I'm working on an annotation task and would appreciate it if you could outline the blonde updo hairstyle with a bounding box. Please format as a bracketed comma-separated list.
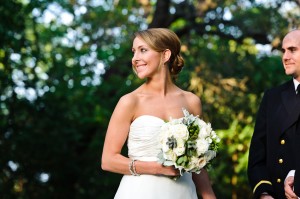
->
[133, 28, 184, 78]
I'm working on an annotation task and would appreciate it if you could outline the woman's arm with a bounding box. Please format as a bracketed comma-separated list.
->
[101, 94, 179, 176]
[101, 94, 135, 174]
[187, 93, 216, 198]
[192, 170, 216, 199]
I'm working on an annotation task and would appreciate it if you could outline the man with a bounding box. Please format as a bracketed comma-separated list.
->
[248, 29, 300, 199]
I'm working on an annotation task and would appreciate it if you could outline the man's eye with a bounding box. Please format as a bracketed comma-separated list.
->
[290, 47, 297, 53]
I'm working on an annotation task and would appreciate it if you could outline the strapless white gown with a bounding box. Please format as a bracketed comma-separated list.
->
[114, 115, 198, 199]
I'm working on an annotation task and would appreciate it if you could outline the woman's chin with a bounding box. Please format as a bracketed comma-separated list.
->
[136, 73, 147, 79]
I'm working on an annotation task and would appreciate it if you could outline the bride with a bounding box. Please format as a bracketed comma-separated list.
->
[101, 28, 216, 199]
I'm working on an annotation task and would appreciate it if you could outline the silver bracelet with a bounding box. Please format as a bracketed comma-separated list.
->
[132, 159, 140, 176]
[129, 159, 135, 175]
[128, 159, 140, 176]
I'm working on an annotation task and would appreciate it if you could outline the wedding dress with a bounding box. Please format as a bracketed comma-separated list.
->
[114, 115, 198, 199]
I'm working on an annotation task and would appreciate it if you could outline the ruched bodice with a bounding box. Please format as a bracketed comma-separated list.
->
[114, 115, 198, 199]
[128, 115, 164, 161]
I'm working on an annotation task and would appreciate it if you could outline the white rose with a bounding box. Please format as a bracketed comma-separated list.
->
[195, 118, 206, 127]
[187, 157, 207, 172]
[199, 125, 210, 139]
[159, 125, 170, 140]
[205, 123, 213, 134]
[196, 139, 209, 155]
[163, 150, 177, 162]
[185, 156, 200, 171]
[160, 124, 186, 149]
[173, 139, 186, 156]
[160, 124, 175, 141]
[172, 124, 189, 140]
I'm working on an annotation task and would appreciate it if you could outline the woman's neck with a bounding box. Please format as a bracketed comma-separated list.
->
[144, 74, 176, 96]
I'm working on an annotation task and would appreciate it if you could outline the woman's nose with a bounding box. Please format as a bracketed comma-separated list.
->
[132, 52, 139, 63]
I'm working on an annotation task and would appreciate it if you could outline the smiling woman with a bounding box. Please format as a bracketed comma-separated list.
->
[131, 36, 168, 79]
[101, 28, 217, 199]
[132, 28, 184, 80]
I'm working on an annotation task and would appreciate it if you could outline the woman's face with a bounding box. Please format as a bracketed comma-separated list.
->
[132, 36, 163, 79]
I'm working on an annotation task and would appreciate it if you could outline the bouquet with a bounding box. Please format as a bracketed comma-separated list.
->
[158, 108, 220, 178]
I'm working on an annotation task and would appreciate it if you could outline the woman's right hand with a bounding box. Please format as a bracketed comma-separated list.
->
[135, 161, 180, 176]
[155, 162, 180, 176]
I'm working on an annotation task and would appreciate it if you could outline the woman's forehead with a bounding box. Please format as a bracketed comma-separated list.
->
[132, 37, 149, 48]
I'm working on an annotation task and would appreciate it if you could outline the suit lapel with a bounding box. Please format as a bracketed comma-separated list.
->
[280, 82, 299, 133]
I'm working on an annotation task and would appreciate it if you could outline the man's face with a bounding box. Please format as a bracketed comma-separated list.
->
[282, 31, 300, 81]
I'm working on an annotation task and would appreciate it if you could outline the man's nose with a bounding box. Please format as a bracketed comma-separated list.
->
[282, 51, 291, 60]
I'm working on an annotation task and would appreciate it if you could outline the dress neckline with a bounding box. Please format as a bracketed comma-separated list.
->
[132, 115, 165, 124]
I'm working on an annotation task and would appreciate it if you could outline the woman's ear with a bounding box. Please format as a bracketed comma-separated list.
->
[163, 49, 171, 63]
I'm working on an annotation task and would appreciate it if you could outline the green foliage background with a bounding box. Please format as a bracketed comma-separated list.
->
[1, 0, 299, 198]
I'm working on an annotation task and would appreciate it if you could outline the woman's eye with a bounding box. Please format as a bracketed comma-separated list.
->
[141, 48, 147, 52]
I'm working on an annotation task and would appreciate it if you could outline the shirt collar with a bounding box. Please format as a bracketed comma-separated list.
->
[293, 78, 300, 93]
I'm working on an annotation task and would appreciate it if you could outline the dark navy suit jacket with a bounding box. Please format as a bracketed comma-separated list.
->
[248, 80, 299, 199]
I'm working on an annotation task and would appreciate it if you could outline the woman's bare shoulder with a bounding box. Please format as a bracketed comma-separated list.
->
[110, 91, 140, 123]
[181, 90, 202, 115]
[182, 90, 201, 103]
[117, 91, 138, 108]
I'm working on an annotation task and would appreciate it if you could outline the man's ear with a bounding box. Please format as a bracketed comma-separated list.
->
[163, 49, 171, 63]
